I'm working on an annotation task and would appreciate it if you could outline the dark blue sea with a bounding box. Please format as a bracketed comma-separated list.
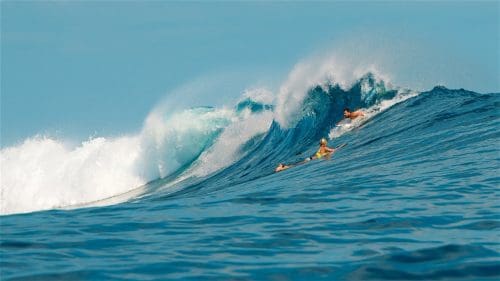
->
[1, 76, 499, 280]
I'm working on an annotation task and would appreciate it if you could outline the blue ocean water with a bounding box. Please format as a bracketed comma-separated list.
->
[1, 78, 499, 280]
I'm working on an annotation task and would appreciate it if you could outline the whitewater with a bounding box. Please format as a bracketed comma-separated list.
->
[1, 57, 499, 280]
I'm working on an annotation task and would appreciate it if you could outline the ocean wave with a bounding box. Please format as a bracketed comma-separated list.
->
[6, 58, 484, 215]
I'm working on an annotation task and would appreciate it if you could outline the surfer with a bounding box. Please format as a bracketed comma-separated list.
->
[275, 163, 290, 172]
[338, 107, 365, 124]
[309, 138, 335, 160]
[291, 138, 336, 165]
[275, 138, 338, 172]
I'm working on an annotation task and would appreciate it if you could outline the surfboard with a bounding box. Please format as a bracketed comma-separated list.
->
[336, 143, 348, 150]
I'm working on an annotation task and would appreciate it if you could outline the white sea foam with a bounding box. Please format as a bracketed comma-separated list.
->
[275, 53, 392, 128]
[0, 136, 144, 215]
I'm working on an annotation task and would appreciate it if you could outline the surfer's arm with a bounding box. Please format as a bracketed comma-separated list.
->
[325, 147, 335, 153]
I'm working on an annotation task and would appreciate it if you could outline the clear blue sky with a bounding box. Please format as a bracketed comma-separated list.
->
[1, 1, 498, 147]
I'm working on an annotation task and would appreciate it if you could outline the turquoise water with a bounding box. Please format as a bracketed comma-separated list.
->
[1, 82, 499, 280]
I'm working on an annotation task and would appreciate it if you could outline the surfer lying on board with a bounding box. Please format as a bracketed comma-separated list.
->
[337, 107, 365, 124]
[275, 163, 290, 172]
[310, 138, 335, 160]
[275, 138, 338, 172]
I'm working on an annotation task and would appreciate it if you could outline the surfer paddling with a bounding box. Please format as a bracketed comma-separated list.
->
[275, 138, 340, 172]
[310, 138, 335, 160]
[275, 163, 290, 172]
[337, 108, 365, 124]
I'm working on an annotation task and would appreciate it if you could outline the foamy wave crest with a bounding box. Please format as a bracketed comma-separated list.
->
[0, 136, 144, 215]
[275, 53, 392, 128]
